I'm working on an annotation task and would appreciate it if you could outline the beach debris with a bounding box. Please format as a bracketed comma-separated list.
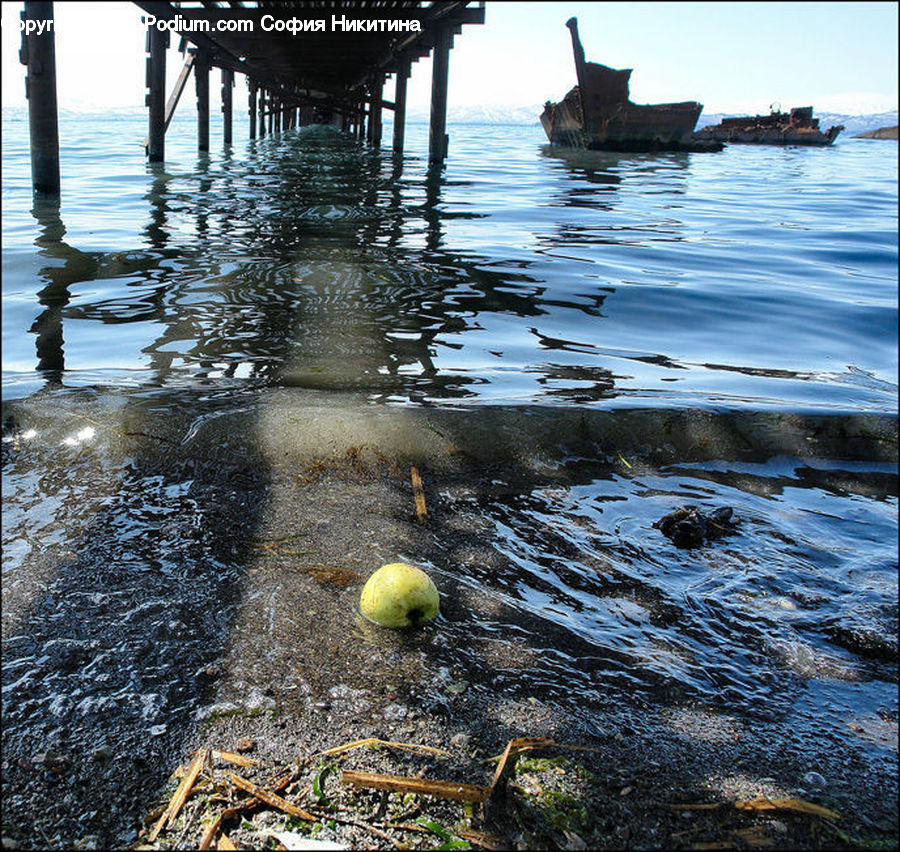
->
[653, 505, 738, 548]
[148, 747, 209, 841]
[341, 736, 560, 805]
[342, 769, 492, 803]
[359, 562, 440, 628]
[321, 737, 449, 758]
[227, 772, 316, 820]
[411, 465, 428, 522]
[734, 796, 840, 820]
[212, 748, 262, 768]
[217, 832, 237, 850]
[671, 795, 840, 822]
[137, 734, 857, 850]
[266, 832, 349, 850]
[197, 813, 223, 850]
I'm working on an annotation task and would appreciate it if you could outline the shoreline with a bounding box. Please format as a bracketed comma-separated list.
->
[2, 389, 897, 849]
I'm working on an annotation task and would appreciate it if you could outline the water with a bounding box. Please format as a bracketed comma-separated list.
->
[2, 107, 897, 843]
[3, 110, 897, 410]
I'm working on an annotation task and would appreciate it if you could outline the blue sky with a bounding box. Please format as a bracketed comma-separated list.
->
[2, 1, 897, 115]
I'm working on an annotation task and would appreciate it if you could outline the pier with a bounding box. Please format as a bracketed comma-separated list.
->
[18, 1, 485, 195]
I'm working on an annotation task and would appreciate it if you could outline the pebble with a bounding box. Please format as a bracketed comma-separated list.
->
[235, 736, 256, 753]
[450, 733, 472, 749]
[383, 703, 409, 721]
[91, 745, 112, 762]
[33, 750, 70, 773]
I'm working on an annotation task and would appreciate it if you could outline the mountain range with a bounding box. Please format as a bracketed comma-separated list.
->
[3, 104, 897, 138]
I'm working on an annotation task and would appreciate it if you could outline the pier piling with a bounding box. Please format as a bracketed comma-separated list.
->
[18, 3, 483, 180]
[222, 68, 233, 145]
[428, 27, 452, 162]
[145, 24, 167, 162]
[248, 81, 257, 140]
[368, 74, 384, 147]
[195, 50, 210, 152]
[393, 60, 411, 155]
[21, 1, 60, 194]
[258, 88, 266, 138]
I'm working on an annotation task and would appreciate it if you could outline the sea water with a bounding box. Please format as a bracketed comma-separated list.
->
[2, 108, 897, 842]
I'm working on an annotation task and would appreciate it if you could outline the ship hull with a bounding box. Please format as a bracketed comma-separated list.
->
[694, 107, 844, 146]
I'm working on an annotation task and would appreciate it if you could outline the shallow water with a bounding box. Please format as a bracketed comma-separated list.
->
[2, 110, 897, 411]
[1, 109, 897, 844]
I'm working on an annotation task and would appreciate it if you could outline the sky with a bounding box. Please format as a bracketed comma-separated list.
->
[2, 1, 897, 116]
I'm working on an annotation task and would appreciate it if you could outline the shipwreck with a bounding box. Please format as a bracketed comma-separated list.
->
[694, 106, 844, 146]
[540, 18, 721, 153]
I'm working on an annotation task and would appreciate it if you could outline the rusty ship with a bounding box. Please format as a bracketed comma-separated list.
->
[540, 18, 721, 153]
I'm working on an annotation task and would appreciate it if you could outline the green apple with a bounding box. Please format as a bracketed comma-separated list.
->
[360, 562, 439, 628]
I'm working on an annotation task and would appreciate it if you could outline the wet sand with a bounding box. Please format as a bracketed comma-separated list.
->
[2, 389, 897, 849]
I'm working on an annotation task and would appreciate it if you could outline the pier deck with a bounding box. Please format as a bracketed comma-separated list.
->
[18, 1, 485, 194]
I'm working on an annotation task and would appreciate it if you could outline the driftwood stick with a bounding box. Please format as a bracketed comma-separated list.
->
[227, 773, 316, 821]
[322, 737, 448, 758]
[197, 812, 222, 850]
[213, 749, 262, 768]
[149, 747, 210, 841]
[411, 466, 428, 522]
[341, 769, 491, 803]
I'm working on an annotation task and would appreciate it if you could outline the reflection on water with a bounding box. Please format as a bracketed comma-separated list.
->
[2, 123, 896, 412]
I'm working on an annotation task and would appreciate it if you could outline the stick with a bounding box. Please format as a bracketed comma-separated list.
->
[488, 739, 520, 793]
[197, 813, 222, 851]
[341, 769, 491, 803]
[149, 747, 210, 841]
[227, 773, 316, 820]
[321, 738, 448, 758]
[411, 466, 427, 522]
[734, 797, 840, 820]
[213, 749, 263, 768]
[485, 737, 556, 765]
[456, 829, 509, 851]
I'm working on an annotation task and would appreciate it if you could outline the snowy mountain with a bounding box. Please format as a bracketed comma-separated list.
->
[5, 103, 897, 137]
[402, 103, 545, 126]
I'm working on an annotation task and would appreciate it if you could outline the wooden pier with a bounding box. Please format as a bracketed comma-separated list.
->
[19, 1, 485, 195]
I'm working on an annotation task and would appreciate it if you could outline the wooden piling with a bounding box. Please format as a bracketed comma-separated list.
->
[195, 50, 209, 152]
[146, 18, 167, 162]
[22, 1, 60, 194]
[258, 88, 266, 137]
[248, 81, 257, 140]
[392, 59, 410, 156]
[221, 68, 233, 145]
[368, 73, 384, 147]
[429, 27, 452, 162]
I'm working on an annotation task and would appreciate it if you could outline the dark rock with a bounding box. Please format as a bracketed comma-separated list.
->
[653, 505, 738, 548]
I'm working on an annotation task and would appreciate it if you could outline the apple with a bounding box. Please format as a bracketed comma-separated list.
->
[360, 562, 440, 628]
